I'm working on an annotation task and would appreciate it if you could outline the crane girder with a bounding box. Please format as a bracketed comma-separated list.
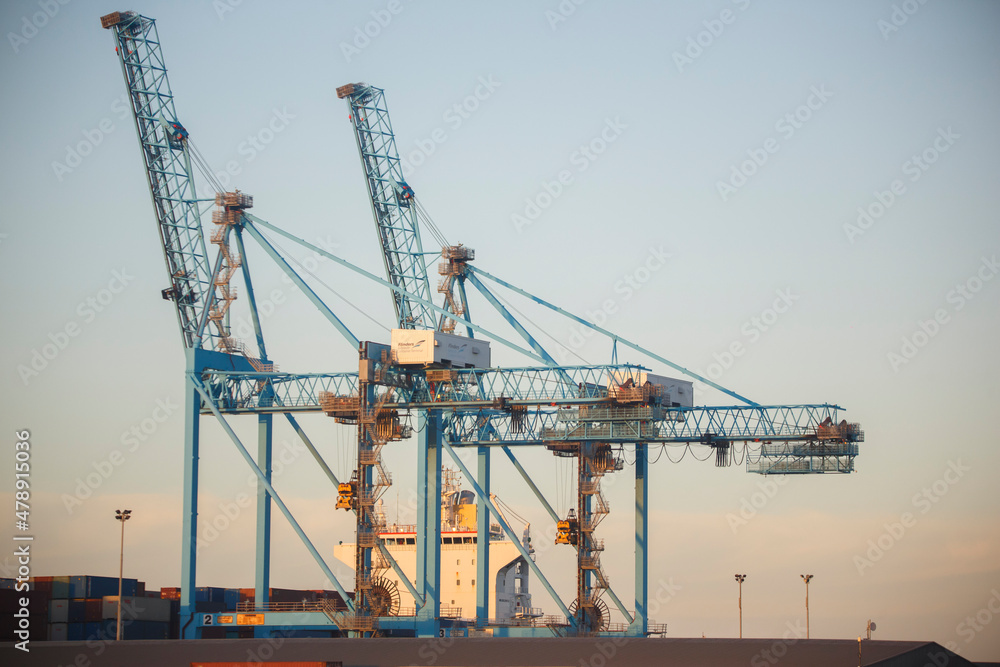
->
[200, 367, 861, 473]
[102, 11, 216, 349]
[338, 83, 436, 330]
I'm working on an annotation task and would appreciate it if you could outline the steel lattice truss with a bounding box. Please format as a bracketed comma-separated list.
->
[103, 10, 865, 640]
[107, 12, 217, 348]
[339, 84, 436, 330]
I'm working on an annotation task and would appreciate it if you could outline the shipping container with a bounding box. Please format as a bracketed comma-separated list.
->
[160, 586, 181, 600]
[49, 599, 69, 623]
[136, 620, 169, 640]
[0, 589, 18, 613]
[52, 576, 71, 598]
[84, 621, 102, 640]
[102, 595, 172, 623]
[85, 598, 103, 622]
[48, 622, 67, 641]
[67, 622, 85, 641]
[391, 329, 491, 368]
[68, 575, 136, 599]
[224, 588, 240, 609]
[31, 577, 53, 595]
[195, 586, 226, 603]
[2, 613, 49, 641]
[28, 588, 51, 616]
[68, 599, 87, 623]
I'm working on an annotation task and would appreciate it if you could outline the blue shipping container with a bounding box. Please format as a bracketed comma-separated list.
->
[194, 586, 226, 603]
[84, 621, 102, 640]
[68, 599, 87, 623]
[69, 575, 137, 599]
[224, 588, 240, 609]
[52, 577, 70, 598]
[67, 622, 85, 641]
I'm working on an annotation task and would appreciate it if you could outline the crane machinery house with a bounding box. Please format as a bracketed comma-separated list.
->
[391, 329, 491, 368]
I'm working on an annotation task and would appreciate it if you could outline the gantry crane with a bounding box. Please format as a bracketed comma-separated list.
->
[102, 11, 864, 639]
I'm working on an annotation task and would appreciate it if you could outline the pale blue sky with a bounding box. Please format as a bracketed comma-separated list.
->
[1, 0, 998, 658]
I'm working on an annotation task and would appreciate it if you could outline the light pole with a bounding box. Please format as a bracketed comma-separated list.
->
[735, 574, 746, 638]
[800, 574, 813, 639]
[115, 509, 132, 641]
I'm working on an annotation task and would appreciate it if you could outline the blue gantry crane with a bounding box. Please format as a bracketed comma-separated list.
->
[101, 11, 864, 639]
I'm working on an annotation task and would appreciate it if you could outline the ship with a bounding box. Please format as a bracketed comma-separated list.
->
[334, 468, 541, 621]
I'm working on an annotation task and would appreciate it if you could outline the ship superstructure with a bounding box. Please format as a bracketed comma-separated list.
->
[334, 469, 539, 622]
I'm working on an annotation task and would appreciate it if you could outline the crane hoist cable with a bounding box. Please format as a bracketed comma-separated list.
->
[254, 225, 391, 333]
[187, 140, 225, 194]
[491, 286, 592, 366]
[494, 494, 528, 528]
[412, 197, 449, 249]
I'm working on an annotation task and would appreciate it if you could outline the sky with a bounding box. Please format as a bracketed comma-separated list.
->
[1, 0, 998, 659]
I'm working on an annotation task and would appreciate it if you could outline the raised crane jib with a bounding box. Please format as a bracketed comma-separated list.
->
[101, 11, 215, 349]
[337, 82, 436, 330]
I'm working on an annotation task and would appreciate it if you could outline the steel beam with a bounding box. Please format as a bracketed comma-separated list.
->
[466, 271, 571, 382]
[254, 411, 273, 630]
[179, 360, 201, 638]
[416, 410, 442, 632]
[630, 443, 649, 636]
[242, 219, 359, 349]
[471, 266, 760, 406]
[191, 378, 355, 612]
[245, 215, 543, 362]
[476, 445, 490, 621]
[234, 226, 269, 359]
[439, 437, 576, 626]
